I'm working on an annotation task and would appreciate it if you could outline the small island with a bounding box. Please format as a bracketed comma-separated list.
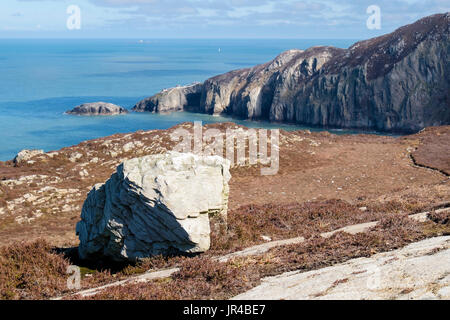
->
[66, 102, 128, 116]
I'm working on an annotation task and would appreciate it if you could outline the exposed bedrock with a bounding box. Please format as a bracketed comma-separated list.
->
[132, 83, 203, 113]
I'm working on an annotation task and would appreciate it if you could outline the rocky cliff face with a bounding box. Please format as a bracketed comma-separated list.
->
[133, 13, 450, 133]
[133, 83, 203, 113]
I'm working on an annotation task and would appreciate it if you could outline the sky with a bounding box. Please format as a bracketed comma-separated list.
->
[0, 0, 448, 39]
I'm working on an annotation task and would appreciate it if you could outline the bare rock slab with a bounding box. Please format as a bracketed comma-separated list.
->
[76, 152, 231, 262]
[232, 236, 450, 300]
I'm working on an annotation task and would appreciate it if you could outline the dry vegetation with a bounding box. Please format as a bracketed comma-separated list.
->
[410, 126, 450, 175]
[0, 123, 448, 246]
[0, 123, 448, 300]
[0, 240, 70, 299]
[76, 211, 450, 300]
[209, 199, 428, 254]
[1, 204, 448, 300]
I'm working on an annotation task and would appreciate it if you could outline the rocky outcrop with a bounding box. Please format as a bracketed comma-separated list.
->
[76, 152, 231, 262]
[13, 149, 44, 164]
[66, 102, 128, 116]
[133, 83, 203, 113]
[133, 13, 450, 133]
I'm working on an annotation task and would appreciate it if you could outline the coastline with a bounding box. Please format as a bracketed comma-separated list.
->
[0, 122, 448, 244]
[1, 2, 449, 302]
[0, 106, 398, 163]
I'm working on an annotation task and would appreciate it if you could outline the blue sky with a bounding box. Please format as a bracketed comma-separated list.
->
[0, 0, 449, 38]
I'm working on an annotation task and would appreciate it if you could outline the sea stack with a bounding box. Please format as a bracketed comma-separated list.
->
[66, 102, 128, 116]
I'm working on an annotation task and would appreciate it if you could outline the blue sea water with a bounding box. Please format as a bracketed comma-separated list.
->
[0, 39, 362, 161]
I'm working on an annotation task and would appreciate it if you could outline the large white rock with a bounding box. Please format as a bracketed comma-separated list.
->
[76, 152, 231, 262]
[13, 149, 44, 164]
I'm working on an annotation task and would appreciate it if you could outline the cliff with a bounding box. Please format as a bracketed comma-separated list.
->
[133, 13, 450, 133]
[133, 83, 203, 113]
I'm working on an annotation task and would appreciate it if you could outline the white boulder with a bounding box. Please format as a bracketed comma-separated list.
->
[76, 152, 231, 262]
[13, 149, 44, 164]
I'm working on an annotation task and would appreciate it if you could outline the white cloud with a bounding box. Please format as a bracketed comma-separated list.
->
[4, 0, 449, 37]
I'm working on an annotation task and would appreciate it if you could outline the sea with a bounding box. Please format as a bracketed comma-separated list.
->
[0, 38, 365, 161]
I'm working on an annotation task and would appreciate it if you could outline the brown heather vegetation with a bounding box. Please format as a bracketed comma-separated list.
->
[0, 123, 448, 246]
[0, 240, 118, 300]
[428, 210, 450, 225]
[0, 123, 448, 299]
[410, 126, 450, 176]
[1, 204, 448, 300]
[0, 240, 70, 299]
[210, 200, 407, 253]
[76, 211, 450, 300]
